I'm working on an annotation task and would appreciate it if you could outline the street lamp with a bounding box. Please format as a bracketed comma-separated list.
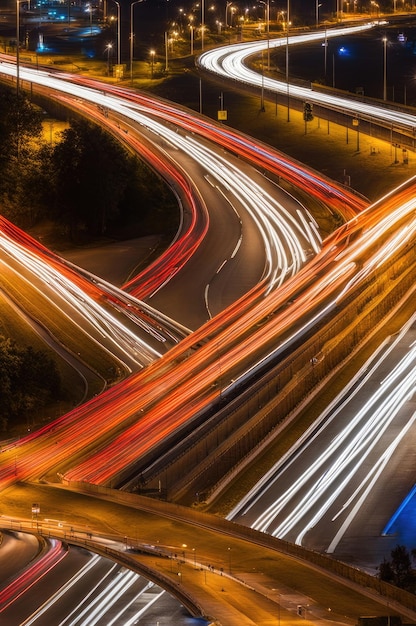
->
[150, 49, 155, 78]
[16, 0, 23, 98]
[130, 0, 142, 83]
[286, 0, 290, 122]
[259, 0, 269, 35]
[260, 49, 265, 111]
[316, 1, 322, 27]
[225, 1, 232, 27]
[259, 0, 270, 69]
[87, 3, 93, 35]
[201, 0, 205, 50]
[111, 0, 121, 66]
[371, 1, 380, 16]
[383, 36, 387, 101]
[164, 31, 169, 72]
[229, 6, 236, 27]
[189, 18, 194, 54]
[322, 28, 328, 78]
[106, 42, 112, 76]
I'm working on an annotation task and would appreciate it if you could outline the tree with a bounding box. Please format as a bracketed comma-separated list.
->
[0, 84, 178, 239]
[20, 143, 55, 225]
[52, 119, 132, 239]
[0, 85, 45, 223]
[378, 558, 395, 584]
[390, 545, 413, 589]
[0, 336, 61, 432]
[51, 118, 179, 242]
[0, 336, 22, 425]
[378, 545, 415, 592]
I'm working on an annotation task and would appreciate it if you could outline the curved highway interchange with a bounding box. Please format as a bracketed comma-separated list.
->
[0, 18, 415, 624]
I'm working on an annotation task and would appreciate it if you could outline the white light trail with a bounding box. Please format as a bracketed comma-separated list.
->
[230, 313, 416, 550]
[0, 60, 322, 294]
[21, 554, 102, 625]
[106, 583, 165, 626]
[66, 568, 139, 626]
[0, 227, 161, 369]
[198, 22, 416, 133]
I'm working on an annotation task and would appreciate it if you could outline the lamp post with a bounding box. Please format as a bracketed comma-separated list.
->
[336, 0, 342, 21]
[130, 0, 142, 83]
[106, 42, 112, 76]
[259, 0, 269, 36]
[225, 1, 232, 28]
[383, 36, 387, 101]
[286, 0, 290, 121]
[260, 49, 265, 111]
[266, 0, 270, 69]
[201, 0, 205, 50]
[259, 0, 270, 69]
[150, 49, 155, 78]
[164, 31, 169, 72]
[88, 3, 93, 35]
[16, 0, 26, 98]
[316, 0, 322, 27]
[190, 19, 194, 54]
[112, 0, 120, 66]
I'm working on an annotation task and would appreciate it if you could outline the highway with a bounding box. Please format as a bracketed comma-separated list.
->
[0, 57, 365, 490]
[2, 485, 415, 626]
[189, 22, 416, 562]
[0, 530, 40, 584]
[0, 215, 189, 373]
[0, 20, 415, 624]
[59, 174, 416, 487]
[0, 58, 340, 332]
[198, 20, 416, 141]
[0, 51, 413, 495]
[0, 530, 190, 625]
[229, 313, 416, 561]
[0, 171, 411, 494]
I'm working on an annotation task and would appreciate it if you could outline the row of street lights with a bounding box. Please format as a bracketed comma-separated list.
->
[106, 0, 156, 79]
[107, 0, 274, 78]
[14, 0, 391, 100]
[12, 0, 298, 85]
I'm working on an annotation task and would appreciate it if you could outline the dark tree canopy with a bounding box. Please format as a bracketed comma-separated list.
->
[378, 545, 416, 593]
[51, 118, 178, 241]
[0, 87, 44, 221]
[0, 84, 179, 432]
[52, 119, 129, 237]
[0, 84, 178, 241]
[0, 336, 61, 432]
